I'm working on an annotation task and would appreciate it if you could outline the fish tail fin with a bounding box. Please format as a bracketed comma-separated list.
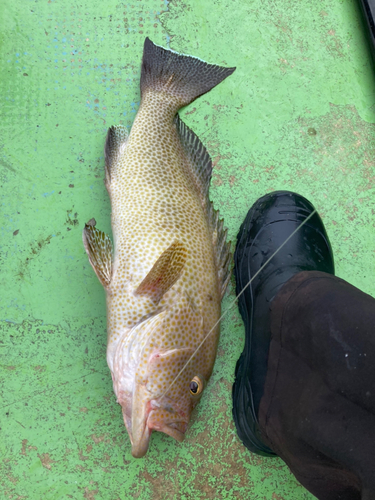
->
[140, 37, 236, 108]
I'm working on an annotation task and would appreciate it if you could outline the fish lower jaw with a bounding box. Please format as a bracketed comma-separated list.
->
[147, 411, 188, 443]
[120, 402, 152, 458]
[127, 408, 188, 457]
[130, 426, 152, 458]
[151, 423, 186, 443]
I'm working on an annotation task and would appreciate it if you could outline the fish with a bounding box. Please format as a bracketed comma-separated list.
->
[83, 37, 235, 458]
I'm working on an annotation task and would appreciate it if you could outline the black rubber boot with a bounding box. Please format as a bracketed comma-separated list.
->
[232, 191, 335, 456]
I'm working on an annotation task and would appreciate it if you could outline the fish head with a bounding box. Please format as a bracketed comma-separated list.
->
[128, 347, 207, 458]
[112, 300, 213, 458]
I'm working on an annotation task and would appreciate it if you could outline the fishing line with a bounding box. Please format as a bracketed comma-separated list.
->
[162, 209, 317, 398]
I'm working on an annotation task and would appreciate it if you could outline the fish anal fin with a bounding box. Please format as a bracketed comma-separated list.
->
[175, 115, 212, 209]
[135, 241, 187, 304]
[82, 220, 113, 288]
[208, 202, 232, 299]
[104, 125, 128, 187]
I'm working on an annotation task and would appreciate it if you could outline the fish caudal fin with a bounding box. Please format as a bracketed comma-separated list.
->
[135, 241, 187, 305]
[83, 219, 113, 288]
[140, 38, 236, 108]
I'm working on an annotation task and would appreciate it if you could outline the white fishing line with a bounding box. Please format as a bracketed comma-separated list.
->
[162, 209, 317, 398]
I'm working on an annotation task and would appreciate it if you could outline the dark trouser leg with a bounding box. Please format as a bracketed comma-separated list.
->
[259, 271, 375, 500]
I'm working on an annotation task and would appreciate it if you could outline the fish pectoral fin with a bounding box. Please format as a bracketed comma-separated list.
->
[82, 219, 113, 288]
[135, 241, 187, 304]
[104, 124, 128, 188]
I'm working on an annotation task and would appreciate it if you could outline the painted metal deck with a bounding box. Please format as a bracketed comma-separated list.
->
[1, 0, 374, 498]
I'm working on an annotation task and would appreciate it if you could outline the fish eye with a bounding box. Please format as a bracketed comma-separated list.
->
[189, 376, 203, 395]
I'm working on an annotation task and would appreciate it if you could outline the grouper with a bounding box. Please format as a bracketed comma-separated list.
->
[83, 38, 235, 457]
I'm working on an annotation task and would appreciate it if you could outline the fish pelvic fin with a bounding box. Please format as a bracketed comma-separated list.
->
[104, 125, 128, 189]
[135, 241, 187, 305]
[82, 219, 113, 288]
[140, 37, 236, 108]
[209, 203, 232, 299]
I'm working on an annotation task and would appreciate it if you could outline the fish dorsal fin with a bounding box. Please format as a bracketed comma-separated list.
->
[208, 202, 232, 299]
[175, 115, 212, 209]
[135, 241, 187, 304]
[104, 125, 128, 186]
[82, 219, 113, 288]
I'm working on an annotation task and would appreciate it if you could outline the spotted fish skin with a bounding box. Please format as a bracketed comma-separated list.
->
[83, 38, 235, 457]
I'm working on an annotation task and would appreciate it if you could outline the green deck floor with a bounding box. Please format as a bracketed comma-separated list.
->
[1, 0, 375, 498]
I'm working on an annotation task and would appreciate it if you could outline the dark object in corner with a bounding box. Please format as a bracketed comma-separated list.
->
[358, 0, 375, 63]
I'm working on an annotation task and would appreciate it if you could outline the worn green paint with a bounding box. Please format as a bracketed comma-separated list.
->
[1, 0, 374, 498]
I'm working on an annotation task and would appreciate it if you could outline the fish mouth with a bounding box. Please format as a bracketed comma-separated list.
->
[120, 380, 190, 457]
[121, 403, 152, 458]
[130, 424, 152, 459]
[150, 418, 187, 442]
[125, 384, 152, 458]
[147, 408, 188, 442]
[121, 394, 189, 458]
[124, 409, 187, 458]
